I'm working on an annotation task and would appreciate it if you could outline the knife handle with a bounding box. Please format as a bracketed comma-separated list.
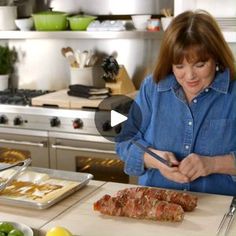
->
[230, 196, 236, 208]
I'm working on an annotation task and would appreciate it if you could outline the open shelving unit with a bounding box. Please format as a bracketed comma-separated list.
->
[0, 30, 164, 40]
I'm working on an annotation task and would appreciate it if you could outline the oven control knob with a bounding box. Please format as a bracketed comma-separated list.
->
[102, 120, 112, 131]
[50, 117, 61, 127]
[0, 115, 8, 124]
[14, 116, 23, 126]
[73, 118, 83, 129]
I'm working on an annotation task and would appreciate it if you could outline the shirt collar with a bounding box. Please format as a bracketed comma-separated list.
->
[157, 74, 177, 92]
[209, 68, 230, 94]
[157, 68, 230, 94]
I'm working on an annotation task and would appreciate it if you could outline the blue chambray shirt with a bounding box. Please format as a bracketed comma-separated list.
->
[116, 68, 236, 196]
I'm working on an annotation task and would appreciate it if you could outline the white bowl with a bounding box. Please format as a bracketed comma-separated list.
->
[0, 221, 33, 236]
[131, 14, 151, 30]
[15, 17, 34, 31]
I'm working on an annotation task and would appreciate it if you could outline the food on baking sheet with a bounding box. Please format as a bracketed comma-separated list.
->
[94, 194, 184, 222]
[0, 170, 80, 204]
[116, 187, 198, 211]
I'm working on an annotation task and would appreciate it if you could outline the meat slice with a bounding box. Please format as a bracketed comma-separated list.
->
[94, 193, 184, 222]
[116, 187, 198, 212]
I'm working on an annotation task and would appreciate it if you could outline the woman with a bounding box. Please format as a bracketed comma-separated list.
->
[115, 10, 236, 196]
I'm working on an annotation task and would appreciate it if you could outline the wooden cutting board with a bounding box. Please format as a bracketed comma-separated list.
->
[31, 89, 137, 110]
[39, 182, 236, 236]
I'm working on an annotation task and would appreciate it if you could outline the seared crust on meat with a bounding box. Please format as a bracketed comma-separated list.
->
[116, 187, 198, 211]
[94, 192, 185, 222]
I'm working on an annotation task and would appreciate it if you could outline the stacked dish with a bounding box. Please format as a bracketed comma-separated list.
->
[32, 12, 96, 31]
[67, 15, 97, 30]
[32, 11, 68, 31]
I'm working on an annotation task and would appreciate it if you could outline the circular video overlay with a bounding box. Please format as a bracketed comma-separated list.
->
[94, 95, 142, 142]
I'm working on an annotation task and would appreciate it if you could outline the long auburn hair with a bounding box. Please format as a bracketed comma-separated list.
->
[153, 10, 235, 82]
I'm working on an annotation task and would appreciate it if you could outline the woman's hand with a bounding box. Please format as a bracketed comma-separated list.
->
[178, 153, 214, 181]
[144, 149, 189, 183]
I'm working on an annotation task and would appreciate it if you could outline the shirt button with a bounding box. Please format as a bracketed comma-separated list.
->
[205, 88, 209, 92]
[188, 121, 192, 126]
[193, 99, 197, 103]
[185, 145, 190, 150]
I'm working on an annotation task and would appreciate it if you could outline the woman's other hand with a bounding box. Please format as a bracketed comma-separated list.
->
[178, 153, 214, 181]
[144, 149, 189, 183]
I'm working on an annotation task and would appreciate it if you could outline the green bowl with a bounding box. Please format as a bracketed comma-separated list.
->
[32, 11, 68, 31]
[67, 15, 97, 31]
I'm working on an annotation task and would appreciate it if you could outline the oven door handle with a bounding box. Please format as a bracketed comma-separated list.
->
[51, 144, 116, 154]
[0, 139, 47, 147]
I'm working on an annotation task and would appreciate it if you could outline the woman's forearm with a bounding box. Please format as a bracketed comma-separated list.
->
[211, 153, 236, 175]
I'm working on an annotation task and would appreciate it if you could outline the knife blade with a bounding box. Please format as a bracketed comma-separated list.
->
[131, 140, 178, 167]
[224, 196, 236, 235]
[217, 196, 236, 236]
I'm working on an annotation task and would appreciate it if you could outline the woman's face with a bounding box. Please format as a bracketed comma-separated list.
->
[172, 57, 216, 102]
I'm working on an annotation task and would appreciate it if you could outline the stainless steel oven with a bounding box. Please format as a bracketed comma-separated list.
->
[0, 127, 49, 167]
[0, 105, 137, 184]
[49, 132, 133, 183]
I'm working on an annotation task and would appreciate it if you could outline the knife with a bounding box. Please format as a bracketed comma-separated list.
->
[224, 196, 236, 235]
[131, 140, 178, 167]
[217, 196, 236, 236]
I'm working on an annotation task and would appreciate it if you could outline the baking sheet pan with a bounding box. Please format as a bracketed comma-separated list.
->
[0, 167, 93, 209]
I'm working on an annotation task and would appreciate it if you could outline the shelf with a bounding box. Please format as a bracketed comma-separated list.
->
[0, 30, 164, 40]
[1, 30, 235, 42]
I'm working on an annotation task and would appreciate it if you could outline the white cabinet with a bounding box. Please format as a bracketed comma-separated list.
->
[174, 0, 236, 17]
[174, 0, 236, 43]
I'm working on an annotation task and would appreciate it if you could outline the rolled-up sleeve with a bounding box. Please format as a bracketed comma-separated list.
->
[231, 151, 236, 181]
[115, 76, 154, 176]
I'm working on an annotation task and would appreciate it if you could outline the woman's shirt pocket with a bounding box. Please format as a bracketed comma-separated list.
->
[197, 119, 236, 156]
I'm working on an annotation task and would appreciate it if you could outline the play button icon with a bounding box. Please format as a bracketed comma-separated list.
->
[94, 94, 142, 142]
[111, 110, 127, 127]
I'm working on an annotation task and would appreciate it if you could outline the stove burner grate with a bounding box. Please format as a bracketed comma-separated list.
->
[0, 89, 54, 106]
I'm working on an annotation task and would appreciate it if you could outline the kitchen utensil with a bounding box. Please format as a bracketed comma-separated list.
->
[61, 47, 78, 68]
[216, 196, 236, 236]
[67, 15, 97, 31]
[131, 140, 178, 167]
[74, 50, 96, 68]
[0, 160, 25, 171]
[74, 49, 81, 65]
[87, 54, 98, 67]
[0, 158, 31, 191]
[79, 50, 89, 68]
[101, 56, 120, 82]
[32, 11, 68, 31]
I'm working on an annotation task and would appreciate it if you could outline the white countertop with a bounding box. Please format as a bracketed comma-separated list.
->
[0, 180, 235, 236]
